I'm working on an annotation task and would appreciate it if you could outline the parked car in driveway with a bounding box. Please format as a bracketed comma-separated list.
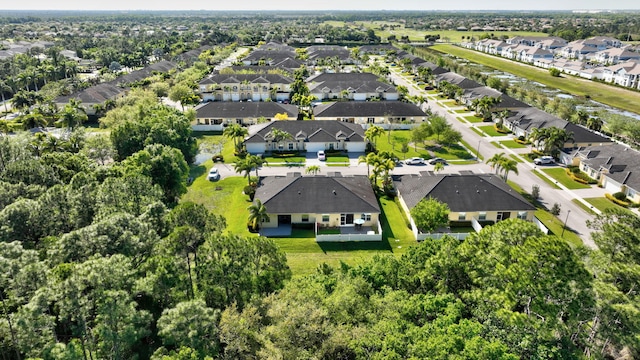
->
[534, 156, 554, 165]
[405, 157, 425, 165]
[429, 157, 448, 165]
[207, 167, 220, 181]
[317, 150, 326, 161]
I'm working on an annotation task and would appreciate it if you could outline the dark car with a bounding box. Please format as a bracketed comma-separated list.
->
[429, 157, 448, 165]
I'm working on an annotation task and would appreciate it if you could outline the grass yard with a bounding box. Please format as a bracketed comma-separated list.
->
[470, 127, 485, 137]
[532, 170, 562, 189]
[463, 115, 484, 123]
[264, 156, 306, 165]
[541, 168, 591, 190]
[572, 199, 597, 215]
[182, 173, 253, 236]
[583, 197, 633, 214]
[454, 109, 470, 114]
[376, 130, 474, 161]
[477, 125, 505, 137]
[431, 44, 640, 115]
[193, 132, 237, 163]
[499, 140, 527, 149]
[509, 154, 524, 163]
[490, 141, 502, 149]
[459, 138, 483, 161]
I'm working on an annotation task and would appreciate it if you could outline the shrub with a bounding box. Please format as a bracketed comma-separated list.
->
[212, 154, 224, 162]
[605, 193, 630, 207]
[550, 203, 561, 216]
[531, 184, 540, 200]
[613, 192, 628, 201]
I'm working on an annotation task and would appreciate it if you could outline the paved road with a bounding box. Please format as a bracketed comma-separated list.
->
[388, 68, 598, 248]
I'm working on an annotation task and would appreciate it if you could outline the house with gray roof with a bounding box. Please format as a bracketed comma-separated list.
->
[198, 73, 293, 102]
[193, 102, 298, 131]
[571, 144, 640, 203]
[306, 73, 398, 101]
[255, 173, 381, 240]
[244, 120, 366, 154]
[460, 86, 529, 111]
[503, 107, 611, 149]
[394, 173, 537, 240]
[434, 72, 483, 90]
[313, 101, 428, 128]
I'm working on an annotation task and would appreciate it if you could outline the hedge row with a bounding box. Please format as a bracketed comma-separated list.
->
[565, 168, 598, 184]
[605, 193, 631, 207]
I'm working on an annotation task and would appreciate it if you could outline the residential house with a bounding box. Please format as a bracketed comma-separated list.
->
[570, 144, 640, 203]
[475, 39, 510, 55]
[244, 120, 366, 154]
[307, 45, 354, 65]
[193, 102, 298, 131]
[507, 36, 562, 47]
[602, 61, 640, 88]
[359, 44, 396, 55]
[313, 101, 428, 128]
[561, 39, 607, 60]
[594, 47, 640, 65]
[306, 73, 398, 101]
[518, 47, 554, 63]
[434, 72, 483, 90]
[198, 73, 294, 102]
[460, 86, 529, 111]
[394, 173, 537, 240]
[255, 173, 381, 237]
[503, 107, 611, 149]
[242, 49, 297, 66]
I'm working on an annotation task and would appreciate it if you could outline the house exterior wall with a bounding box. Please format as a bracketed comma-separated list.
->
[261, 212, 380, 228]
[447, 210, 535, 222]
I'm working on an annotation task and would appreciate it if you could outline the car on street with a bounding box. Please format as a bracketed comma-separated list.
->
[405, 157, 425, 165]
[317, 150, 326, 161]
[534, 156, 555, 165]
[207, 167, 220, 181]
[429, 157, 448, 165]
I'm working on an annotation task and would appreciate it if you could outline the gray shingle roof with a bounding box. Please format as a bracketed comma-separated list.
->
[313, 101, 427, 118]
[394, 173, 535, 212]
[256, 174, 380, 214]
[577, 144, 640, 191]
[199, 73, 293, 86]
[196, 102, 299, 119]
[244, 120, 365, 144]
[307, 72, 396, 94]
[436, 72, 483, 89]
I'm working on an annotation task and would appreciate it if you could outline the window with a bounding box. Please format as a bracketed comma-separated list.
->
[458, 212, 466, 221]
[367, 117, 375, 124]
[517, 211, 528, 220]
[322, 214, 330, 222]
[301, 214, 309, 222]
[213, 119, 223, 125]
[478, 212, 487, 221]
[288, 143, 294, 150]
[361, 213, 371, 221]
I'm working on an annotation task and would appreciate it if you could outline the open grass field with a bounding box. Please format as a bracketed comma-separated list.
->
[541, 168, 591, 190]
[376, 130, 474, 161]
[431, 44, 640, 115]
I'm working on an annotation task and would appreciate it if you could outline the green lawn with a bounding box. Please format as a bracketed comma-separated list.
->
[454, 109, 470, 114]
[583, 197, 633, 214]
[264, 156, 306, 165]
[541, 168, 591, 190]
[499, 140, 527, 149]
[430, 44, 640, 115]
[509, 154, 524, 163]
[572, 199, 597, 215]
[470, 127, 485, 137]
[532, 170, 562, 189]
[459, 138, 483, 161]
[477, 125, 506, 137]
[463, 115, 484, 123]
[182, 173, 253, 236]
[490, 141, 502, 149]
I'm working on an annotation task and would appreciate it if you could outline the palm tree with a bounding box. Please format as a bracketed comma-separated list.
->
[365, 125, 384, 151]
[56, 101, 88, 129]
[247, 199, 270, 232]
[223, 123, 249, 152]
[528, 127, 550, 152]
[375, 157, 396, 192]
[545, 128, 574, 157]
[499, 158, 519, 181]
[0, 80, 11, 114]
[246, 154, 266, 182]
[305, 165, 321, 175]
[434, 162, 445, 173]
[487, 152, 508, 174]
[587, 117, 603, 132]
[0, 120, 10, 135]
[233, 157, 254, 186]
[268, 128, 293, 151]
[20, 111, 47, 130]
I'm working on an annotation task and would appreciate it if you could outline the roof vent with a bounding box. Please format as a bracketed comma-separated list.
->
[298, 191, 301, 195]
[333, 189, 337, 195]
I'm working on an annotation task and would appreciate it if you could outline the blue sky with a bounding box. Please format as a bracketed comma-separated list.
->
[2, 0, 639, 11]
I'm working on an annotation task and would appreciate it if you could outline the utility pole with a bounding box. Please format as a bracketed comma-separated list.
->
[561, 209, 571, 237]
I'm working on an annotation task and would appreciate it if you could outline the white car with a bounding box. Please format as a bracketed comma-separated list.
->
[405, 157, 425, 165]
[317, 150, 326, 161]
[534, 156, 554, 165]
[207, 167, 220, 181]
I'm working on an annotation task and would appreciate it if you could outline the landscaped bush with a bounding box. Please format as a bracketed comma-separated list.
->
[613, 192, 628, 201]
[565, 167, 598, 184]
[271, 150, 302, 157]
[605, 193, 630, 207]
[494, 124, 510, 134]
[515, 135, 529, 145]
